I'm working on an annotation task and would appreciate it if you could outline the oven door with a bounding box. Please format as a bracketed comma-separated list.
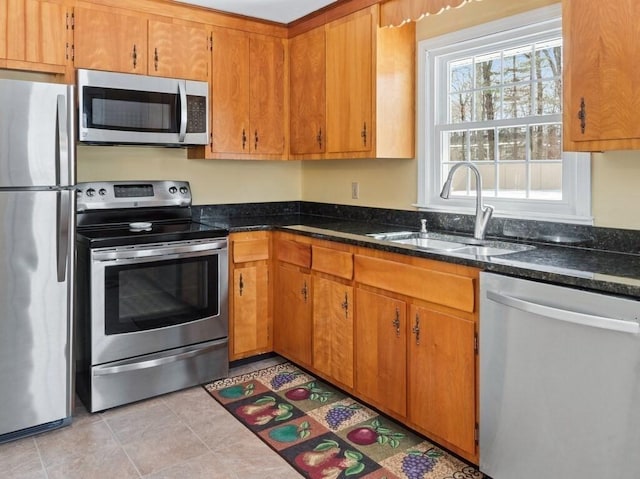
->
[90, 238, 228, 365]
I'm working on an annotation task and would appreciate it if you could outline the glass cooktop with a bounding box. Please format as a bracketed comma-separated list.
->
[77, 220, 228, 248]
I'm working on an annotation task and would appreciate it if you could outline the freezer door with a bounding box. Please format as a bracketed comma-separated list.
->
[0, 190, 74, 436]
[0, 80, 75, 188]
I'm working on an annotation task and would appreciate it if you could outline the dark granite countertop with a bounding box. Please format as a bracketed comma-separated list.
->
[199, 212, 640, 299]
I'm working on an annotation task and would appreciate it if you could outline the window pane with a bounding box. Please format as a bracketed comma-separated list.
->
[503, 46, 532, 84]
[475, 53, 501, 88]
[470, 129, 495, 162]
[503, 84, 531, 118]
[450, 59, 473, 91]
[530, 124, 562, 160]
[444, 131, 468, 162]
[498, 163, 527, 198]
[498, 127, 527, 161]
[449, 92, 473, 123]
[534, 80, 562, 114]
[474, 89, 500, 121]
[530, 162, 562, 199]
[535, 42, 562, 79]
[476, 163, 497, 195]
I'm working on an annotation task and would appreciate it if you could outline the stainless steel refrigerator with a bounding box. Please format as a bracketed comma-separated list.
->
[0, 79, 75, 442]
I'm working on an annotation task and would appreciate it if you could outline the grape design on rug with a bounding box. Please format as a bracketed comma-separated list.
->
[205, 363, 484, 479]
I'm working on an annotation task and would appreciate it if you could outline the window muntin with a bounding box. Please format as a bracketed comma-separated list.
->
[417, 5, 592, 224]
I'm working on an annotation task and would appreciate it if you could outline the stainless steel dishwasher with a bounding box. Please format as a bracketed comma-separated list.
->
[480, 272, 640, 479]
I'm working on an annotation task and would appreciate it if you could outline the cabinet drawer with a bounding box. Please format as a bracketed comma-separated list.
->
[312, 246, 353, 280]
[233, 239, 269, 263]
[354, 255, 475, 313]
[276, 239, 311, 268]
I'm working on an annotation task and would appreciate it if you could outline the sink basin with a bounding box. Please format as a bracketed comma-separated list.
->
[366, 231, 535, 256]
[392, 237, 467, 251]
[452, 244, 534, 257]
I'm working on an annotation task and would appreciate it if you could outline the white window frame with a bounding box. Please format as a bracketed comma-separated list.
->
[416, 4, 592, 225]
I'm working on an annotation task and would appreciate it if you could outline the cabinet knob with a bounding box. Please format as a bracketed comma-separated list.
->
[242, 129, 247, 150]
[412, 314, 420, 345]
[341, 293, 349, 318]
[301, 281, 308, 302]
[239, 273, 244, 296]
[361, 122, 367, 146]
[317, 128, 323, 149]
[154, 47, 159, 71]
[577, 97, 586, 134]
[392, 308, 401, 337]
[254, 130, 259, 151]
[132, 44, 137, 68]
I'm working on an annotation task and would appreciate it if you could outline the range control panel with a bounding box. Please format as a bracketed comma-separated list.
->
[76, 180, 191, 211]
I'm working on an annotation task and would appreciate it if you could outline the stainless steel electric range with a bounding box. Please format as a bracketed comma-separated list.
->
[75, 180, 229, 412]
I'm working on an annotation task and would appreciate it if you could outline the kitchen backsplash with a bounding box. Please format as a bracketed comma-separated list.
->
[195, 202, 640, 255]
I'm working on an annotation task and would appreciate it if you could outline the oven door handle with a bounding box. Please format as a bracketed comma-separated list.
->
[92, 240, 227, 261]
[92, 339, 228, 376]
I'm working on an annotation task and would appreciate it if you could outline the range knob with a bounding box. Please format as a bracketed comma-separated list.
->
[169, 186, 178, 194]
[86, 188, 96, 197]
[179, 186, 188, 194]
[98, 188, 107, 196]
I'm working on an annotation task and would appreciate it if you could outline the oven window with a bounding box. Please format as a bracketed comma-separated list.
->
[104, 256, 218, 334]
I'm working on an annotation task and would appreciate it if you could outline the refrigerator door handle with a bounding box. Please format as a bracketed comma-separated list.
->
[56, 94, 70, 186]
[56, 190, 71, 282]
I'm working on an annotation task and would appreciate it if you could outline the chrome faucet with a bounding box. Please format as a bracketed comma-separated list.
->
[440, 162, 494, 241]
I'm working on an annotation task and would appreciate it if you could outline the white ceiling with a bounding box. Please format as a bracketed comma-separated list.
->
[174, 0, 339, 24]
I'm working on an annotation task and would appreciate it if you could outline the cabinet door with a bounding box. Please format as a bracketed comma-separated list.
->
[249, 34, 285, 155]
[148, 20, 209, 81]
[290, 26, 326, 155]
[273, 263, 312, 366]
[231, 264, 269, 360]
[355, 288, 406, 417]
[325, 9, 372, 154]
[565, 0, 640, 146]
[210, 27, 250, 155]
[3, 0, 67, 70]
[74, 6, 147, 74]
[408, 305, 476, 455]
[312, 276, 354, 389]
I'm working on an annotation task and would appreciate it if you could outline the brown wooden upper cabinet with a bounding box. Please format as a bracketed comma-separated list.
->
[563, 0, 640, 151]
[74, 7, 147, 74]
[0, 0, 70, 74]
[201, 28, 285, 159]
[74, 6, 209, 81]
[290, 5, 415, 160]
[289, 26, 326, 157]
[147, 20, 209, 81]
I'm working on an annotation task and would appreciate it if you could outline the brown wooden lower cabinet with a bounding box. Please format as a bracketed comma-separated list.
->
[355, 288, 407, 418]
[407, 304, 477, 458]
[229, 232, 271, 361]
[267, 232, 479, 463]
[312, 275, 354, 390]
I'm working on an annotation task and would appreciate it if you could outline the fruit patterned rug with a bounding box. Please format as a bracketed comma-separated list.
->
[204, 362, 484, 479]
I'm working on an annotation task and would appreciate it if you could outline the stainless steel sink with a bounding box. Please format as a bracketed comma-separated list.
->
[366, 231, 535, 256]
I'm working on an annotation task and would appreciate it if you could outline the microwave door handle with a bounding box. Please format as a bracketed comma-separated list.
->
[178, 80, 187, 142]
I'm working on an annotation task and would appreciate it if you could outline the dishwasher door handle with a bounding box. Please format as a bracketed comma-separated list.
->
[486, 290, 640, 334]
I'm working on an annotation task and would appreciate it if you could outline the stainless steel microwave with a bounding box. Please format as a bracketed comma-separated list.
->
[77, 69, 209, 146]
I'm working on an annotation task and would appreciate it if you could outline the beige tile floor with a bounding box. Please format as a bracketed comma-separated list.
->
[0, 357, 302, 479]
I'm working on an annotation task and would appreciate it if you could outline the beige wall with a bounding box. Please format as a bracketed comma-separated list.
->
[301, 0, 640, 230]
[5, 0, 640, 229]
[77, 146, 301, 205]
